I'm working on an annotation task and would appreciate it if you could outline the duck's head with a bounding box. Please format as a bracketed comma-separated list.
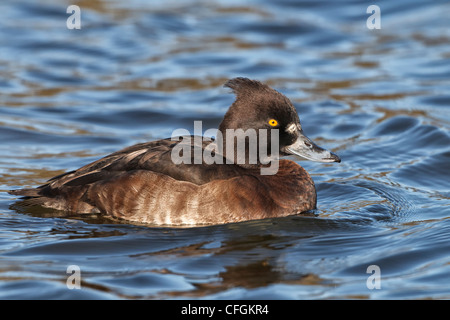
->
[218, 77, 341, 165]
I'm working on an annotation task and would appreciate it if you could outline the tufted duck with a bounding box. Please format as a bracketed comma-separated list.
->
[10, 78, 340, 226]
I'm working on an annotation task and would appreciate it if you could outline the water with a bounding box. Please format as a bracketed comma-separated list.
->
[0, 0, 449, 299]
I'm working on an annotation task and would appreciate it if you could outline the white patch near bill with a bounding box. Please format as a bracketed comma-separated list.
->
[286, 123, 298, 134]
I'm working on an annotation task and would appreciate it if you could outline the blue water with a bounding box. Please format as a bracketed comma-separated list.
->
[0, 0, 449, 299]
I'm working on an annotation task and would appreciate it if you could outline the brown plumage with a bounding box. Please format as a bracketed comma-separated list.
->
[9, 78, 340, 226]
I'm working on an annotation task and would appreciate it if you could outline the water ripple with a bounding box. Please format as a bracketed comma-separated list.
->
[0, 0, 449, 300]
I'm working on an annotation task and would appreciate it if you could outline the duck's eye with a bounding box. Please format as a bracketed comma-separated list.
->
[268, 119, 278, 127]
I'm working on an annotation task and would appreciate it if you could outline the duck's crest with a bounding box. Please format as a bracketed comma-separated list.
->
[224, 77, 270, 96]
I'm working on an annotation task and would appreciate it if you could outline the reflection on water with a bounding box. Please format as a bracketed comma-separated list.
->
[0, 0, 449, 299]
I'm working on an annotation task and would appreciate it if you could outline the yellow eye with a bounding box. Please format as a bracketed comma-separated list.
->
[268, 119, 278, 127]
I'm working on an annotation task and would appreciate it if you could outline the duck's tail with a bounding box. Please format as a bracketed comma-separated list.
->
[8, 188, 40, 198]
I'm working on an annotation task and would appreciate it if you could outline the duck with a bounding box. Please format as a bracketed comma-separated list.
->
[9, 77, 340, 226]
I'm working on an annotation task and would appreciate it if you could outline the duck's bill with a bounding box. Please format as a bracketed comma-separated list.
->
[283, 131, 341, 163]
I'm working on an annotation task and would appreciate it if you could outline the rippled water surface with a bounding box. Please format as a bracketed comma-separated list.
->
[1, 0, 449, 299]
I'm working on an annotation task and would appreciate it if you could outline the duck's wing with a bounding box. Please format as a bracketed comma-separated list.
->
[8, 136, 243, 212]
[9, 138, 173, 195]
[44, 138, 177, 189]
[7, 138, 169, 206]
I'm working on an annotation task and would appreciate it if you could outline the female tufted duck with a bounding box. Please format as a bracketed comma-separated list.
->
[10, 78, 340, 226]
